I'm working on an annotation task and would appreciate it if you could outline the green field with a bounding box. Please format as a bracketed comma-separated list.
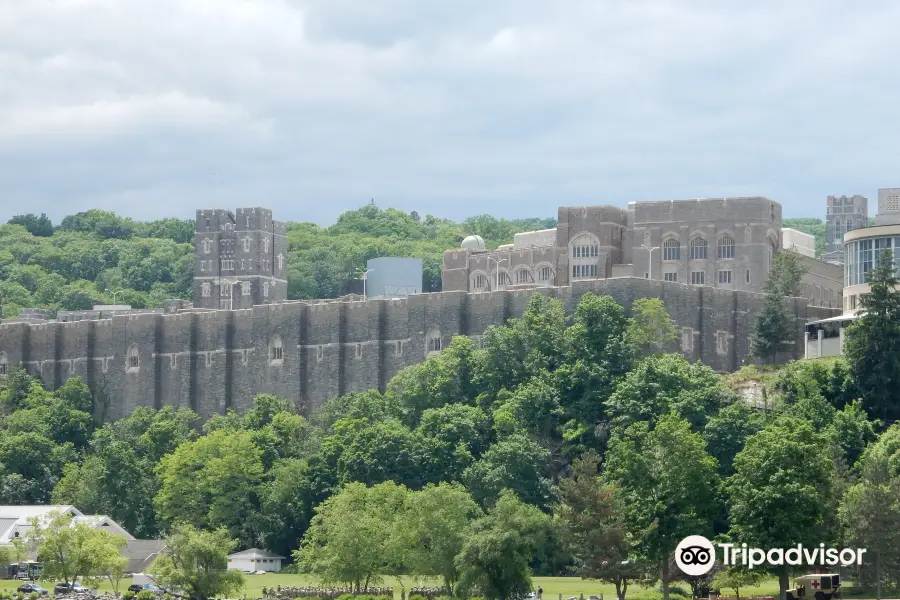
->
[0, 574, 787, 600]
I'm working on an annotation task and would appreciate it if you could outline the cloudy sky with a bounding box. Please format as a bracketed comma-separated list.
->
[1, 0, 898, 226]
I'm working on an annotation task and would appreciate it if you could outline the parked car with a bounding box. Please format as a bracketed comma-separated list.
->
[17, 583, 48, 595]
[55, 582, 92, 594]
[128, 584, 145, 593]
[141, 585, 165, 596]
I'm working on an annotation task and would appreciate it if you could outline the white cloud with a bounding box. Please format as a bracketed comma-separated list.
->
[0, 0, 898, 223]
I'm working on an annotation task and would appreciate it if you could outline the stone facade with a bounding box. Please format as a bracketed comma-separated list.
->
[825, 194, 868, 258]
[0, 278, 838, 421]
[0, 202, 846, 420]
[193, 207, 288, 310]
[444, 197, 843, 309]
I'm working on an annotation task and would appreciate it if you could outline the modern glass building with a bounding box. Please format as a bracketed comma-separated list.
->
[843, 225, 900, 311]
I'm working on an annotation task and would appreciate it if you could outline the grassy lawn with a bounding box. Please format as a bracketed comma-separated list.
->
[0, 574, 788, 600]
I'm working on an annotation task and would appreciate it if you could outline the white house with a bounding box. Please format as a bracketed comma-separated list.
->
[227, 548, 285, 572]
[0, 505, 165, 573]
[0, 505, 134, 545]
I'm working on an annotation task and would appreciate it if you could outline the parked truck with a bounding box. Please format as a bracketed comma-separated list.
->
[785, 574, 841, 600]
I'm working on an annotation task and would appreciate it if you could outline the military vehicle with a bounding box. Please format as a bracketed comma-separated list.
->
[786, 573, 841, 600]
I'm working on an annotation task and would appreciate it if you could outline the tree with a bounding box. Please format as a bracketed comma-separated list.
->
[154, 429, 263, 545]
[844, 249, 900, 421]
[397, 483, 483, 593]
[7, 213, 54, 237]
[557, 452, 642, 600]
[296, 481, 409, 591]
[463, 433, 554, 509]
[711, 567, 766, 600]
[702, 401, 766, 478]
[148, 523, 245, 600]
[839, 427, 900, 598]
[626, 298, 677, 357]
[455, 490, 552, 600]
[603, 414, 722, 600]
[27, 511, 127, 588]
[606, 354, 733, 432]
[726, 416, 834, 600]
[752, 251, 808, 363]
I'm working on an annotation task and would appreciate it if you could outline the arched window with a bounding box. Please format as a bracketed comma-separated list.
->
[536, 265, 554, 285]
[847, 219, 853, 232]
[689, 237, 708, 259]
[0, 351, 8, 376]
[515, 268, 532, 284]
[492, 270, 510, 289]
[126, 345, 140, 373]
[471, 271, 489, 291]
[270, 335, 284, 363]
[717, 235, 735, 259]
[663, 238, 680, 261]
[426, 328, 442, 355]
[570, 234, 599, 258]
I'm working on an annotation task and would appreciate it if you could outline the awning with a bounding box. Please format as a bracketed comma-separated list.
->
[807, 312, 864, 326]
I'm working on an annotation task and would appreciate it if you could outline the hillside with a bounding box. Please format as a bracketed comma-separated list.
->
[0, 207, 556, 318]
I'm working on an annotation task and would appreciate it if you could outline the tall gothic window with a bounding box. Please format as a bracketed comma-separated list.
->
[690, 237, 707, 259]
[663, 238, 680, 260]
[717, 235, 735, 259]
[270, 335, 284, 363]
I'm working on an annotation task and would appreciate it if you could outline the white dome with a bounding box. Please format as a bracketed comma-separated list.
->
[461, 235, 486, 251]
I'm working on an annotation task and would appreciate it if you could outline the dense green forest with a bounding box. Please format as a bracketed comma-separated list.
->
[0, 208, 556, 317]
[4, 271, 900, 599]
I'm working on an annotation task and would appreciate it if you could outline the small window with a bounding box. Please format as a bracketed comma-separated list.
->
[395, 341, 403, 356]
[263, 281, 270, 298]
[243, 238, 251, 252]
[664, 272, 677, 282]
[538, 266, 553, 282]
[691, 271, 705, 285]
[270, 336, 284, 363]
[717, 270, 733, 284]
[241, 281, 251, 296]
[663, 239, 680, 261]
[427, 328, 442, 354]
[202, 281, 211, 297]
[717, 235, 735, 259]
[126, 345, 140, 372]
[0, 352, 8, 376]
[355, 343, 362, 358]
[200, 260, 206, 272]
[745, 269, 751, 284]
[317, 346, 324, 361]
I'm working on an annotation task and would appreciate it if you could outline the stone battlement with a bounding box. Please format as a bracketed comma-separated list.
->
[0, 279, 838, 422]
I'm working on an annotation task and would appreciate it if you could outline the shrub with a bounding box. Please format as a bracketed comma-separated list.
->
[123, 592, 136, 600]
[137, 591, 158, 600]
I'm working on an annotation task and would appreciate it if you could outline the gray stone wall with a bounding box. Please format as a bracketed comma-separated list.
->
[797, 254, 843, 309]
[0, 279, 839, 422]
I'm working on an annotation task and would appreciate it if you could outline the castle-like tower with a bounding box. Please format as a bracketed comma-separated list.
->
[825, 195, 868, 258]
[193, 208, 287, 310]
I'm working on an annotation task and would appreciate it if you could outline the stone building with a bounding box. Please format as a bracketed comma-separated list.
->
[193, 207, 288, 310]
[823, 194, 868, 263]
[0, 201, 845, 421]
[443, 197, 843, 309]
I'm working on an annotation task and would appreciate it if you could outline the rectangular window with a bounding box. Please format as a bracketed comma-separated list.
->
[745, 269, 751, 284]
[200, 260, 206, 272]
[664, 272, 677, 282]
[691, 271, 705, 285]
[717, 270, 732, 284]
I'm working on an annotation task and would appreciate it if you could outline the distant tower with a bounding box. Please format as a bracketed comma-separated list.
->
[824, 194, 868, 262]
[193, 208, 287, 310]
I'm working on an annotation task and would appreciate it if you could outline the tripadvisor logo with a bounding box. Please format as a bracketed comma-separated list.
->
[675, 536, 867, 575]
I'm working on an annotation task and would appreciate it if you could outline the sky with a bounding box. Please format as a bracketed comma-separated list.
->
[1, 0, 898, 226]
